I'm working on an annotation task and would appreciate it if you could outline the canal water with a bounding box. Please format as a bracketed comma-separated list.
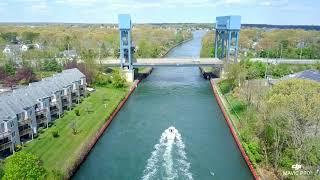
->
[74, 31, 253, 180]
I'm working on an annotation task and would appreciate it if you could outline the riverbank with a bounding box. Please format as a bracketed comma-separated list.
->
[210, 79, 260, 180]
[21, 85, 136, 178]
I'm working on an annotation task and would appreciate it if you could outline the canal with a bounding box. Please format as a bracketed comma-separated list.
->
[74, 31, 253, 180]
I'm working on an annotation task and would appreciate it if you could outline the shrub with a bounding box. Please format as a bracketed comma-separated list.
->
[14, 145, 22, 152]
[74, 109, 80, 116]
[219, 80, 233, 94]
[48, 122, 54, 127]
[52, 130, 59, 138]
[111, 70, 126, 88]
[3, 152, 46, 180]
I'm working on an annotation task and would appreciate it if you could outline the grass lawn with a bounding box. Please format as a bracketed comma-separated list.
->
[22, 86, 127, 177]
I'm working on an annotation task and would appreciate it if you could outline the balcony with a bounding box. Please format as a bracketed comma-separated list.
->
[35, 108, 47, 115]
[36, 115, 47, 126]
[0, 140, 12, 151]
[0, 133, 12, 151]
[19, 128, 32, 137]
[50, 106, 59, 114]
[18, 118, 32, 126]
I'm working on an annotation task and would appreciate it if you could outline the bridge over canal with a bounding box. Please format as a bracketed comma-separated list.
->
[100, 58, 223, 67]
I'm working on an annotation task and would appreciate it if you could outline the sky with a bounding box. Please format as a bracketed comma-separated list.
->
[0, 0, 319, 25]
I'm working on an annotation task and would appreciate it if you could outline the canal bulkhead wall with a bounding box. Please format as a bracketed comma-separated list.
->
[210, 79, 260, 180]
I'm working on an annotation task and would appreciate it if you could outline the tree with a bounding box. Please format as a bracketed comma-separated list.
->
[225, 63, 247, 88]
[3, 152, 46, 180]
[0, 32, 18, 43]
[3, 76, 17, 88]
[4, 63, 16, 76]
[15, 66, 37, 85]
[70, 120, 78, 135]
[64, 60, 94, 84]
[111, 69, 126, 88]
[42, 59, 62, 72]
[263, 79, 320, 168]
[21, 32, 40, 43]
[0, 66, 6, 82]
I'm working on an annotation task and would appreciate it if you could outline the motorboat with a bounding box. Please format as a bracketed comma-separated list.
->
[166, 126, 176, 141]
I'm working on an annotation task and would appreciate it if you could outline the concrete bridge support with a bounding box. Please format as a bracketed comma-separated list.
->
[123, 68, 135, 82]
[199, 66, 225, 79]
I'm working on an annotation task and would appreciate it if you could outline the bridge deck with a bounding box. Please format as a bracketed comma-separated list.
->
[101, 58, 223, 67]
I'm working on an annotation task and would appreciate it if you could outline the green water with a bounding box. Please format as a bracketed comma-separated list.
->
[74, 31, 253, 180]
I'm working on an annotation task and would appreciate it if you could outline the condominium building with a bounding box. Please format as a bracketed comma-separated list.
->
[0, 68, 86, 156]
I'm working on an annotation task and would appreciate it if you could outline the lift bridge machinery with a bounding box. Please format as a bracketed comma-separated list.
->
[118, 14, 135, 81]
[214, 16, 241, 63]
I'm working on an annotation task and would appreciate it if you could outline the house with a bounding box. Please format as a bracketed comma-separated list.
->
[20, 44, 28, 52]
[269, 70, 320, 85]
[281, 70, 320, 83]
[0, 101, 20, 156]
[60, 50, 79, 59]
[33, 43, 42, 50]
[2, 44, 29, 56]
[0, 68, 86, 156]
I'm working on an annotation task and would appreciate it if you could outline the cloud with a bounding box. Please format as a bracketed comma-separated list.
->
[55, 0, 101, 6]
[259, 0, 289, 7]
[28, 1, 49, 14]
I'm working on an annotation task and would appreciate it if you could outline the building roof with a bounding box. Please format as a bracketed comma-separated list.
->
[61, 50, 78, 57]
[0, 68, 85, 122]
[282, 69, 320, 83]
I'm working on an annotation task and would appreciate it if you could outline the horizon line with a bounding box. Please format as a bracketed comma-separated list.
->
[0, 22, 320, 26]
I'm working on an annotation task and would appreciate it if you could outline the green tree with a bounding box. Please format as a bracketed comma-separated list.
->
[264, 79, 320, 168]
[0, 32, 18, 43]
[42, 59, 62, 72]
[111, 69, 126, 88]
[21, 32, 40, 43]
[225, 63, 247, 88]
[4, 62, 16, 76]
[3, 152, 46, 180]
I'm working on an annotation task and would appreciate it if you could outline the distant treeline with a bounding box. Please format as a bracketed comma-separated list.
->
[1, 23, 319, 31]
[242, 24, 320, 31]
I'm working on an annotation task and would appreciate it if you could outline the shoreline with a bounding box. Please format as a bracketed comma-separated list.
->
[210, 79, 260, 180]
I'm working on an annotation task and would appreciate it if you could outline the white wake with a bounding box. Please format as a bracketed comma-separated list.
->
[141, 127, 193, 180]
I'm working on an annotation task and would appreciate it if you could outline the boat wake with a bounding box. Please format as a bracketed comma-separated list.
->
[141, 126, 193, 180]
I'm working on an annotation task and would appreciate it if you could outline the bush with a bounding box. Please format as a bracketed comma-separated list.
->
[38, 127, 44, 134]
[52, 130, 59, 138]
[219, 80, 233, 94]
[48, 122, 54, 127]
[111, 70, 126, 88]
[14, 145, 22, 152]
[74, 109, 80, 116]
[3, 152, 46, 180]
[94, 72, 112, 87]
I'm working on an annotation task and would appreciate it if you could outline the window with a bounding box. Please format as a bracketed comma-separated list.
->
[10, 121, 14, 127]
[12, 131, 15, 137]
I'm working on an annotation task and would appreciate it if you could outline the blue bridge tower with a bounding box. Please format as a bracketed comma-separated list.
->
[214, 16, 241, 63]
[118, 14, 134, 70]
